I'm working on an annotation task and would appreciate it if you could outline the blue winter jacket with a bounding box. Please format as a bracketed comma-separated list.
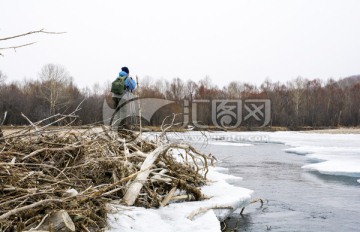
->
[125, 77, 136, 91]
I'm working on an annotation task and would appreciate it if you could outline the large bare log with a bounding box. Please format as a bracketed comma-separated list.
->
[38, 210, 75, 232]
[123, 144, 171, 205]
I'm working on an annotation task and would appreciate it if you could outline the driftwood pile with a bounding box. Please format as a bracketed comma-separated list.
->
[0, 115, 215, 231]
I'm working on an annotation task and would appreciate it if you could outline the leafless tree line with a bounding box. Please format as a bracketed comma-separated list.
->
[1, 65, 360, 128]
[0, 64, 103, 125]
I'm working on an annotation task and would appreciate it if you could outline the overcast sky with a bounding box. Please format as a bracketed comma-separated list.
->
[1, 0, 360, 89]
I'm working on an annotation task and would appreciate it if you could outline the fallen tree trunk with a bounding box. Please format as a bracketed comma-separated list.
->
[123, 144, 171, 206]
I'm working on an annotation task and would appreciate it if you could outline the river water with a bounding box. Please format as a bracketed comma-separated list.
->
[191, 141, 360, 232]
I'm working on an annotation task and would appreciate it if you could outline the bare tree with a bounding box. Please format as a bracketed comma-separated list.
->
[154, 78, 167, 97]
[91, 82, 103, 96]
[287, 76, 306, 126]
[39, 64, 72, 115]
[169, 77, 185, 101]
[0, 70, 7, 85]
[185, 80, 198, 101]
[199, 75, 212, 89]
[227, 81, 244, 99]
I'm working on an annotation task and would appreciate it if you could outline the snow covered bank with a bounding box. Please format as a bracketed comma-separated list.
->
[106, 167, 253, 232]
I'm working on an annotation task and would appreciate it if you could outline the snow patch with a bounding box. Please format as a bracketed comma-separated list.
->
[106, 167, 252, 232]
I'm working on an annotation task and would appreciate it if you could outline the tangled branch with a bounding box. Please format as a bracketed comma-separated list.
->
[0, 113, 216, 231]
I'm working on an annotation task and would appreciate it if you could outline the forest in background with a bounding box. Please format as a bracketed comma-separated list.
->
[1, 63, 360, 129]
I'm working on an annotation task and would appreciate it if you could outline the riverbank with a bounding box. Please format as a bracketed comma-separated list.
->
[305, 127, 360, 134]
[3, 125, 360, 136]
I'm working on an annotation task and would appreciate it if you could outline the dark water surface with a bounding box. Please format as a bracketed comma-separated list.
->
[192, 142, 360, 232]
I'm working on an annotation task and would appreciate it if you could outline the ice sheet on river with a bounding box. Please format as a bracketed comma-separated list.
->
[169, 131, 360, 182]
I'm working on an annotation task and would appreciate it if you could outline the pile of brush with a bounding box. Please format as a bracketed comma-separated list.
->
[0, 114, 215, 231]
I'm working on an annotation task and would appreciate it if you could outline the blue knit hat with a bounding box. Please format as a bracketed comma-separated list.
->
[121, 67, 129, 75]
